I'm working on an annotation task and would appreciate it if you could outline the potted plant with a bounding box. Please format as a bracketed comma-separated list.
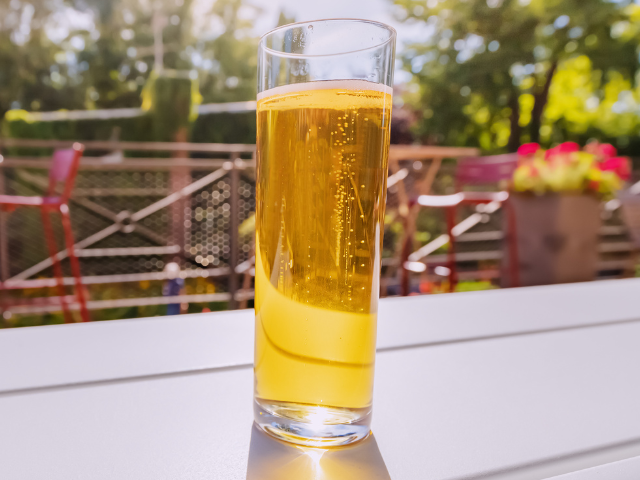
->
[505, 142, 631, 287]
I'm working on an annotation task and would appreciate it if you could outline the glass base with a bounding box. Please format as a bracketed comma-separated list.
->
[254, 398, 372, 447]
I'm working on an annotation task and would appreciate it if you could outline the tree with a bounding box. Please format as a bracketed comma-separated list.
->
[394, 0, 640, 151]
[0, 0, 88, 116]
[75, 0, 259, 108]
[192, 0, 261, 104]
[0, 0, 261, 119]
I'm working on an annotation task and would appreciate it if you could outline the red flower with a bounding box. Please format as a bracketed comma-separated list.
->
[598, 143, 617, 158]
[557, 142, 580, 154]
[544, 147, 559, 160]
[518, 143, 540, 156]
[600, 157, 631, 181]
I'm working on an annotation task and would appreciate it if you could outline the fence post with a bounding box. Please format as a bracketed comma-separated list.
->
[170, 129, 190, 265]
[228, 154, 240, 310]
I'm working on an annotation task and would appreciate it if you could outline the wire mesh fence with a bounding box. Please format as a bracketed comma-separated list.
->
[0, 140, 635, 326]
[0, 140, 260, 325]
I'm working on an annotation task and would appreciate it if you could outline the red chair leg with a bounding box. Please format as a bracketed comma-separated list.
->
[59, 205, 90, 322]
[41, 207, 73, 323]
[400, 232, 412, 297]
[505, 200, 520, 288]
[445, 206, 458, 293]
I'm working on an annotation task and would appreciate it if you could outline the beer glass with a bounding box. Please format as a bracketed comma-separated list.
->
[254, 19, 396, 447]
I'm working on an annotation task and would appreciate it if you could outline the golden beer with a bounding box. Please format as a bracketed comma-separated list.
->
[254, 80, 392, 435]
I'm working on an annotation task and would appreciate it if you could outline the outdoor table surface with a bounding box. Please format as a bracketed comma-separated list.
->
[1, 279, 639, 479]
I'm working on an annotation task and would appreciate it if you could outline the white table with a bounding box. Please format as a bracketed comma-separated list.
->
[1, 279, 639, 479]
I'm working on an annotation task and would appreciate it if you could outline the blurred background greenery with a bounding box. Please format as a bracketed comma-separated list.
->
[395, 0, 640, 153]
[2, 0, 640, 327]
[2, 0, 640, 153]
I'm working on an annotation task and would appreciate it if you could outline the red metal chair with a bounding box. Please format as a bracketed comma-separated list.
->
[412, 154, 520, 292]
[454, 153, 519, 190]
[0, 143, 90, 322]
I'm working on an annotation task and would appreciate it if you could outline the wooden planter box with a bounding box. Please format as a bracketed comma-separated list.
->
[503, 193, 601, 287]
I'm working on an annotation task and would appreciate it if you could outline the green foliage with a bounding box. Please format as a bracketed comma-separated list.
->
[542, 56, 640, 142]
[394, 0, 640, 152]
[0, 0, 266, 148]
[0, 277, 232, 328]
[3, 110, 154, 141]
[454, 280, 497, 292]
[0, 0, 260, 119]
[2, 108, 256, 146]
[513, 146, 627, 198]
[191, 111, 256, 144]
[0, 1, 87, 116]
[142, 71, 199, 141]
[2, 110, 155, 156]
[180, 0, 259, 104]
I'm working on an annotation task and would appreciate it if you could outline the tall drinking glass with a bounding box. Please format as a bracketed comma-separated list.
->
[254, 19, 396, 447]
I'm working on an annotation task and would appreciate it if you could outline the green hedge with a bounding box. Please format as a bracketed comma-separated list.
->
[2, 71, 257, 151]
[2, 111, 256, 146]
[2, 111, 256, 149]
[191, 111, 256, 144]
[142, 73, 194, 142]
[1, 112, 155, 156]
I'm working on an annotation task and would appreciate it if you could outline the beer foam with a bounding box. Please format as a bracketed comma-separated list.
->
[257, 79, 393, 101]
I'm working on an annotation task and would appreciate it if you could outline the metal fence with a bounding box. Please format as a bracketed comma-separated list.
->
[0, 140, 258, 319]
[0, 139, 480, 321]
[4, 139, 633, 323]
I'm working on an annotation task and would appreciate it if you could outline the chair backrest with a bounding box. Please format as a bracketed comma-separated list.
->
[619, 191, 640, 249]
[47, 143, 84, 201]
[455, 153, 518, 189]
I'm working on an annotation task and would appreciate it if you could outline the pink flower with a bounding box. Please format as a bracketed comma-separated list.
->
[598, 143, 617, 158]
[544, 147, 559, 160]
[518, 143, 540, 156]
[557, 142, 580, 154]
[600, 157, 631, 181]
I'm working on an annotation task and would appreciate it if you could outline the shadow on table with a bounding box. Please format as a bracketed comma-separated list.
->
[246, 423, 391, 480]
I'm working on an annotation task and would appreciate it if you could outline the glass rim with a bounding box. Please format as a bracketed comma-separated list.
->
[259, 18, 397, 59]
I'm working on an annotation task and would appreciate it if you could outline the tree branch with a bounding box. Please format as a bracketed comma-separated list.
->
[530, 61, 558, 144]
